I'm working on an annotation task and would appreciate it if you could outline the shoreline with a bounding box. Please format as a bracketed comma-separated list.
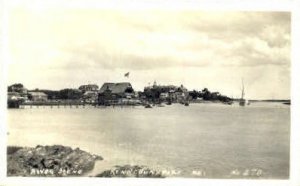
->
[10, 100, 290, 110]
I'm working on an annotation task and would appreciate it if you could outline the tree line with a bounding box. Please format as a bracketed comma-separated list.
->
[189, 88, 232, 102]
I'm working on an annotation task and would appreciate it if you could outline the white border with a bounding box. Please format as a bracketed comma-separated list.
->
[291, 1, 300, 186]
[1, 0, 299, 186]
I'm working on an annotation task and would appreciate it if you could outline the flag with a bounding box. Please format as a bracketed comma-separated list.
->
[124, 72, 130, 78]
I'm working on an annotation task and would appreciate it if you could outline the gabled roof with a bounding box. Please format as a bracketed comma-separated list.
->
[99, 82, 132, 94]
[28, 91, 47, 97]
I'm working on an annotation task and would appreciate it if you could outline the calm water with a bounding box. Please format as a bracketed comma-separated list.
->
[7, 102, 290, 179]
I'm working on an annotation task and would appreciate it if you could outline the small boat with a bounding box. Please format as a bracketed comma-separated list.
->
[239, 99, 246, 106]
[165, 97, 172, 105]
[224, 101, 233, 105]
[145, 104, 152, 108]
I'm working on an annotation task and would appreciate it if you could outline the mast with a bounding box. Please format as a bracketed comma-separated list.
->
[241, 79, 245, 100]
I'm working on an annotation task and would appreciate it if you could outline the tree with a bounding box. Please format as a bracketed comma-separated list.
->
[59, 89, 83, 100]
[8, 83, 24, 92]
[189, 90, 199, 100]
[202, 88, 212, 100]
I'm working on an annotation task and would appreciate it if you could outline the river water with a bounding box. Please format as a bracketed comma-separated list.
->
[7, 102, 290, 179]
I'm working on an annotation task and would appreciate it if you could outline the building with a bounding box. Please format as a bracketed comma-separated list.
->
[143, 81, 189, 103]
[28, 92, 48, 102]
[98, 82, 135, 105]
[82, 91, 98, 103]
[8, 92, 21, 100]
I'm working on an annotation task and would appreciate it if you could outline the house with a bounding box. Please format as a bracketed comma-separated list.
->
[8, 91, 29, 102]
[8, 92, 22, 100]
[28, 92, 48, 102]
[98, 82, 134, 105]
[82, 91, 98, 103]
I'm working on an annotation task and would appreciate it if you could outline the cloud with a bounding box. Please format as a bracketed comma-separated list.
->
[57, 11, 290, 70]
[222, 36, 290, 67]
[61, 43, 212, 70]
[8, 9, 291, 98]
[9, 10, 290, 70]
[181, 12, 290, 67]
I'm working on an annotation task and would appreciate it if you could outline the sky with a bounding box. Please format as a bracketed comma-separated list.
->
[6, 7, 290, 99]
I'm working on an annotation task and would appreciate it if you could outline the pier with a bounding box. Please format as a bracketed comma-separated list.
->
[17, 100, 142, 109]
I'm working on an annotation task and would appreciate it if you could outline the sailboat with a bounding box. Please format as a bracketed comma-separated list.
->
[239, 80, 246, 106]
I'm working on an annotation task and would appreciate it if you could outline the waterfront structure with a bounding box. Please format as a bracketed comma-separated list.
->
[98, 82, 135, 105]
[28, 92, 48, 102]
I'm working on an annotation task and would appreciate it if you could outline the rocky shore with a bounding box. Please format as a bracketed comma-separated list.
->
[7, 145, 103, 177]
[7, 145, 163, 178]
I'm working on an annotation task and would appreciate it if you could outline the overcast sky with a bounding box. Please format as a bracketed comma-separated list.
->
[7, 8, 290, 99]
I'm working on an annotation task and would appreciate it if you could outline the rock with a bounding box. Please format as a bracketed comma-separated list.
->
[7, 145, 103, 177]
[95, 165, 164, 178]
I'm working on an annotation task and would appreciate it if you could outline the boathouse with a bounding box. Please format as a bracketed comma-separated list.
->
[98, 82, 134, 105]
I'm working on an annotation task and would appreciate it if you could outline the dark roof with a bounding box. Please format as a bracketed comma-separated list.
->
[99, 82, 132, 94]
[79, 84, 99, 90]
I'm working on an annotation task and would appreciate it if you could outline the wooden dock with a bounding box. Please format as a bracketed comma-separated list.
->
[19, 101, 92, 108]
[17, 100, 142, 109]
